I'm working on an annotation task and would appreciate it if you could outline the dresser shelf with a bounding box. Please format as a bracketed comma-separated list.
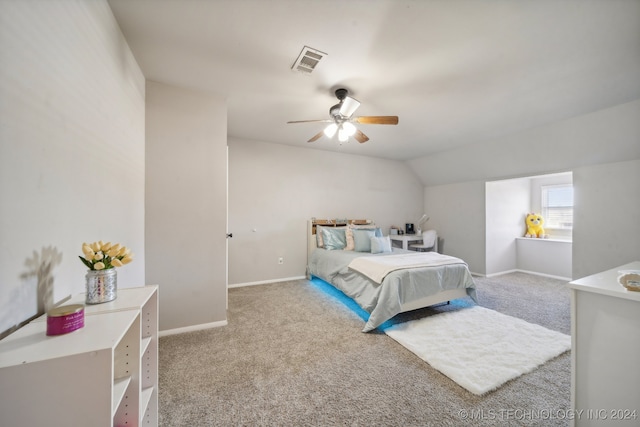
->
[0, 285, 158, 427]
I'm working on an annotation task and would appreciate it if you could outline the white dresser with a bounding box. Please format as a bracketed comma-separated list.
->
[568, 262, 640, 426]
[0, 285, 158, 427]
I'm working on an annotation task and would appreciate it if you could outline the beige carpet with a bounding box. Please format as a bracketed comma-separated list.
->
[158, 272, 571, 426]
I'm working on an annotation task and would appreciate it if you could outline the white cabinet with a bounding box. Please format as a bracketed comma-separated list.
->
[568, 263, 640, 426]
[0, 285, 158, 427]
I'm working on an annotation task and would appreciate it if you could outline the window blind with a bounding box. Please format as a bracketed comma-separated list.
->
[542, 185, 573, 229]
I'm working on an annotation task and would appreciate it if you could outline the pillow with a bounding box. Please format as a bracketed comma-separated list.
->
[321, 227, 347, 250]
[344, 226, 355, 251]
[352, 228, 376, 252]
[371, 235, 392, 254]
[316, 225, 346, 248]
[316, 225, 325, 248]
[351, 225, 383, 237]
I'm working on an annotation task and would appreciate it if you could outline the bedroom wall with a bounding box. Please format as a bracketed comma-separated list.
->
[412, 99, 640, 278]
[146, 81, 228, 333]
[485, 178, 530, 276]
[227, 138, 424, 285]
[573, 158, 640, 278]
[0, 1, 146, 335]
[423, 181, 486, 275]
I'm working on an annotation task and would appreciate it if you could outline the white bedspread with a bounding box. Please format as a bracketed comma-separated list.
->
[348, 252, 467, 284]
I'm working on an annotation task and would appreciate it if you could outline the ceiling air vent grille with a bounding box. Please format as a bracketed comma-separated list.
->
[292, 46, 327, 74]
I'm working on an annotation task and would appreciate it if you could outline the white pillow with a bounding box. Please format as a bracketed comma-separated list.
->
[370, 235, 392, 254]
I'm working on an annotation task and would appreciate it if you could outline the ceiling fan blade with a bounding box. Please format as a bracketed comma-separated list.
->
[339, 96, 361, 117]
[354, 129, 369, 144]
[353, 116, 399, 125]
[287, 119, 333, 124]
[307, 131, 324, 143]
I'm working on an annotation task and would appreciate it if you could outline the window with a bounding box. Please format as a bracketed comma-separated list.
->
[541, 184, 573, 229]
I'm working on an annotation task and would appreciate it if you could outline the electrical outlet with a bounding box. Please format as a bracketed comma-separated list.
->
[278, 257, 284, 264]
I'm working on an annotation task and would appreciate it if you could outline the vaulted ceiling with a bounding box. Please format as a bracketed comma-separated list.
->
[108, 0, 640, 161]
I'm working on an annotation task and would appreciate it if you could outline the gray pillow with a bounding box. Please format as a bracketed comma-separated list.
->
[353, 229, 376, 252]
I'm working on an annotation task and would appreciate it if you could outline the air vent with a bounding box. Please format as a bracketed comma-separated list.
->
[291, 46, 327, 74]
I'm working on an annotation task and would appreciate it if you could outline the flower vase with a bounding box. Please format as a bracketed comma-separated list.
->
[85, 268, 117, 304]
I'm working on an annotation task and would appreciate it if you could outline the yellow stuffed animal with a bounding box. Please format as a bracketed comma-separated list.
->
[525, 213, 547, 238]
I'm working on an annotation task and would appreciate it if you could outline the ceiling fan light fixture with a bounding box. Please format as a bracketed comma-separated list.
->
[324, 123, 338, 138]
[339, 96, 360, 117]
[342, 122, 356, 136]
[338, 127, 349, 142]
[287, 87, 398, 145]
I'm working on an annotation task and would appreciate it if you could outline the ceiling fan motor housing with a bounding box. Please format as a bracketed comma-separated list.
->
[335, 88, 349, 101]
[329, 103, 342, 119]
[330, 88, 356, 119]
[329, 88, 349, 120]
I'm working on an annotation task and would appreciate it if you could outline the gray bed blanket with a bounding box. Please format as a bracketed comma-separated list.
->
[308, 248, 477, 332]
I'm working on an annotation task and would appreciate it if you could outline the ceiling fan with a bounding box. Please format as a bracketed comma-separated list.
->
[287, 88, 399, 144]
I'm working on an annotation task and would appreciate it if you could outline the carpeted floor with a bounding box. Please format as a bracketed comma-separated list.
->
[158, 272, 572, 426]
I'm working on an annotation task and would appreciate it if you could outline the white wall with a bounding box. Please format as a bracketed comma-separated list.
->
[485, 178, 530, 275]
[415, 100, 640, 278]
[0, 1, 145, 335]
[146, 81, 227, 332]
[423, 181, 486, 275]
[227, 138, 424, 285]
[516, 238, 572, 279]
[573, 159, 640, 278]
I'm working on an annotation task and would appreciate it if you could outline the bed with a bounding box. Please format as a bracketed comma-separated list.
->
[306, 219, 477, 332]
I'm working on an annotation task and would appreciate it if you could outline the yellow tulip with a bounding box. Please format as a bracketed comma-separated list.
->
[108, 247, 121, 258]
[82, 244, 94, 258]
[80, 241, 133, 270]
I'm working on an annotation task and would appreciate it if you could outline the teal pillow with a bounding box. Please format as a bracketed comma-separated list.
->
[321, 227, 347, 250]
[352, 229, 376, 252]
[371, 236, 392, 254]
[352, 226, 383, 237]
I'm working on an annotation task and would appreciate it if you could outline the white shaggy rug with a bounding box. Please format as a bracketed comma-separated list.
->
[384, 306, 571, 395]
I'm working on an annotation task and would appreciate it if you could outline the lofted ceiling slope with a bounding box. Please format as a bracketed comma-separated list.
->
[108, 0, 640, 161]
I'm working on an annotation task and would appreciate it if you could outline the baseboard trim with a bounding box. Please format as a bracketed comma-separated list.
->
[159, 320, 227, 337]
[515, 269, 572, 281]
[485, 269, 519, 278]
[485, 269, 571, 281]
[228, 276, 307, 288]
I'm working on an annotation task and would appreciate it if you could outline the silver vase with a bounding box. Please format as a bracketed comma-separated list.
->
[85, 268, 117, 304]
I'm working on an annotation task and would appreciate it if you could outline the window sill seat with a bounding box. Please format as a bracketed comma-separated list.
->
[515, 237, 572, 243]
